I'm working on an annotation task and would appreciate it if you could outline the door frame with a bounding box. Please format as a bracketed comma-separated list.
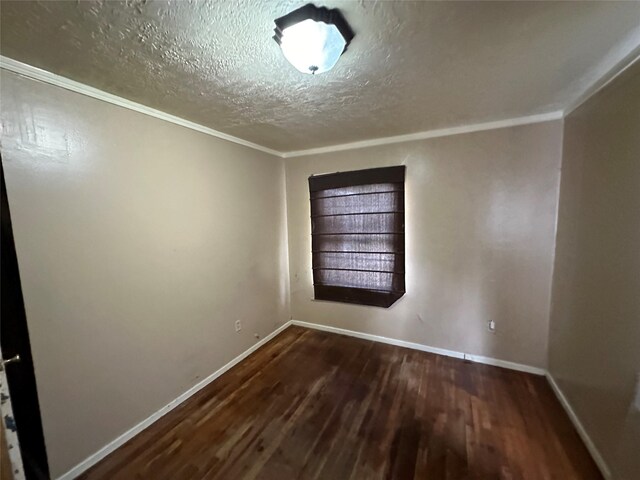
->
[1, 155, 51, 479]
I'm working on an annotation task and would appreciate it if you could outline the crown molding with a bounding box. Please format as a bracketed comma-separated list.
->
[0, 56, 565, 161]
[281, 111, 564, 158]
[0, 55, 283, 158]
[563, 49, 640, 117]
[3, 41, 637, 160]
[563, 29, 640, 117]
[282, 36, 638, 159]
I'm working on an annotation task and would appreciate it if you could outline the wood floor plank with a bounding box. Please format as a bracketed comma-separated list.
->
[79, 326, 603, 480]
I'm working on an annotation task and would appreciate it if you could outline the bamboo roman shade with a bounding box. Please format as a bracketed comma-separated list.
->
[309, 166, 406, 308]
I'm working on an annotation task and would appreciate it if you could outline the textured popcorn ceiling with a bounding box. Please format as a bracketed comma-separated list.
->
[1, 0, 639, 152]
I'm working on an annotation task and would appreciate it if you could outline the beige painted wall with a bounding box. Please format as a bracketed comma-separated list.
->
[6, 53, 633, 479]
[0, 71, 290, 477]
[548, 60, 640, 480]
[285, 121, 563, 369]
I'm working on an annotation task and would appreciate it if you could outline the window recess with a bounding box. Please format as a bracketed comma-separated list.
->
[309, 166, 406, 308]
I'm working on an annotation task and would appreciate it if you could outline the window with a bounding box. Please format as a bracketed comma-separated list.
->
[309, 166, 406, 308]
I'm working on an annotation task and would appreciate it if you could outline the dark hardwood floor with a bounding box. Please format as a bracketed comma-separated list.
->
[80, 326, 602, 479]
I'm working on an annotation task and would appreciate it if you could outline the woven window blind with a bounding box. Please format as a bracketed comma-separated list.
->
[309, 166, 406, 308]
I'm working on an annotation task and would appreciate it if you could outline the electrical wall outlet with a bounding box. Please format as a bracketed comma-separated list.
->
[235, 320, 242, 332]
[488, 320, 496, 333]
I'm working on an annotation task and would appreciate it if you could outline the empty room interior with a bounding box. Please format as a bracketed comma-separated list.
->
[0, 1, 639, 479]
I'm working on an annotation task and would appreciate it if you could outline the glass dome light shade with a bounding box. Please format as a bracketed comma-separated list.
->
[273, 4, 355, 76]
[280, 19, 346, 74]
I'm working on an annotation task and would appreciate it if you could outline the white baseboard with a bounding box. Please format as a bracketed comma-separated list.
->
[290, 320, 546, 375]
[292, 320, 611, 477]
[57, 320, 292, 480]
[56, 319, 607, 480]
[545, 373, 611, 479]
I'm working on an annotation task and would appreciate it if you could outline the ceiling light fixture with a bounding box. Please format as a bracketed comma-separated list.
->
[273, 4, 355, 75]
